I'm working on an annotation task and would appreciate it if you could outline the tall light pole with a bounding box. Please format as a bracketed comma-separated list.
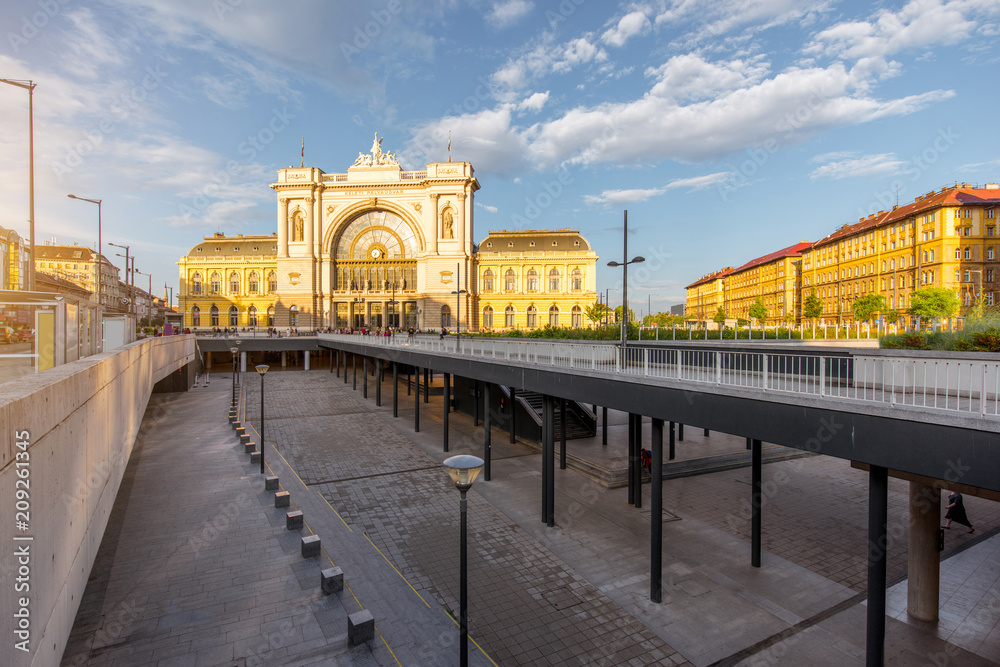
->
[67, 195, 102, 347]
[607, 210, 644, 353]
[256, 365, 269, 474]
[1, 79, 36, 291]
[110, 242, 132, 321]
[135, 269, 152, 324]
[442, 454, 485, 667]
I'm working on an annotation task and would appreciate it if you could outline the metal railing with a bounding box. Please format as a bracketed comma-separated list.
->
[319, 334, 1000, 419]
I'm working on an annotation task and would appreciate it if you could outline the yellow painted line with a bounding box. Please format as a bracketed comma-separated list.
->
[440, 610, 500, 667]
[376, 627, 403, 667]
[319, 492, 355, 533]
[273, 446, 308, 489]
[363, 533, 431, 608]
[345, 582, 364, 611]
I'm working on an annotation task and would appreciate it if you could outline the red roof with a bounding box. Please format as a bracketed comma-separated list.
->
[686, 267, 734, 289]
[729, 241, 812, 276]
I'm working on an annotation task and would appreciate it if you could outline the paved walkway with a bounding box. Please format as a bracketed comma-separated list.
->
[63, 367, 1000, 665]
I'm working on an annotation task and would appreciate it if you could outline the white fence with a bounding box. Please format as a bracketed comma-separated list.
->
[319, 334, 1000, 419]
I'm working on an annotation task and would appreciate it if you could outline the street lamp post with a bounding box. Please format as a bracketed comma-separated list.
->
[230, 346, 238, 406]
[67, 194, 103, 348]
[109, 242, 132, 321]
[607, 210, 645, 354]
[1, 78, 36, 291]
[442, 454, 485, 667]
[256, 365, 269, 474]
[135, 269, 152, 324]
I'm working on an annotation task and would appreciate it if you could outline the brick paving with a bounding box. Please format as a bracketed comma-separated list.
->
[246, 370, 689, 666]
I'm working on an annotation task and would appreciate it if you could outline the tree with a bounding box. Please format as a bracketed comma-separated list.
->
[613, 305, 635, 323]
[803, 289, 823, 323]
[712, 306, 727, 324]
[748, 298, 768, 325]
[909, 288, 959, 319]
[585, 301, 609, 324]
[851, 294, 885, 324]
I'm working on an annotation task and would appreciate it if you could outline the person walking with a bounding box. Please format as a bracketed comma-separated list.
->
[944, 491, 974, 533]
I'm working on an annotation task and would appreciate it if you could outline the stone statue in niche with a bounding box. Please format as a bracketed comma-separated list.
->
[292, 210, 304, 242]
[442, 208, 454, 239]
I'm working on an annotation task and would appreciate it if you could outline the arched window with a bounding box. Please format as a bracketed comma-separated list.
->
[505, 305, 515, 328]
[191, 272, 202, 295]
[571, 269, 582, 291]
[527, 269, 538, 292]
[210, 272, 221, 294]
[571, 305, 582, 328]
[229, 305, 238, 326]
[248, 305, 257, 326]
[267, 306, 275, 326]
[248, 272, 259, 294]
[549, 304, 559, 327]
[210, 305, 219, 326]
[526, 305, 537, 328]
[191, 306, 201, 327]
[229, 272, 240, 293]
[441, 305, 451, 328]
[483, 269, 494, 292]
[267, 271, 277, 293]
[483, 306, 493, 329]
[289, 305, 299, 327]
[505, 269, 516, 291]
[549, 268, 560, 292]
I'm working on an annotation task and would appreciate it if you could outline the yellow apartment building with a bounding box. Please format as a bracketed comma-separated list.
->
[34, 244, 122, 312]
[724, 242, 811, 324]
[475, 229, 599, 331]
[685, 267, 733, 321]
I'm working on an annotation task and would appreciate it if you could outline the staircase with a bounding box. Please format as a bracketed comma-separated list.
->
[511, 390, 596, 440]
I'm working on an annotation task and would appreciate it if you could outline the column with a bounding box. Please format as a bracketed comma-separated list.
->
[429, 194, 439, 254]
[304, 350, 310, 370]
[305, 194, 315, 257]
[669, 421, 676, 460]
[277, 197, 289, 257]
[240, 351, 246, 373]
[627, 414, 636, 505]
[752, 438, 762, 568]
[281, 351, 286, 368]
[363, 357, 368, 398]
[457, 191, 468, 255]
[602, 406, 608, 445]
[634, 416, 642, 509]
[483, 383, 492, 481]
[375, 359, 381, 406]
[509, 387, 516, 443]
[867, 465, 889, 666]
[443, 372, 451, 452]
[392, 362, 399, 418]
[542, 394, 554, 527]
[559, 398, 567, 470]
[651, 418, 663, 603]
[414, 365, 420, 432]
[907, 481, 940, 622]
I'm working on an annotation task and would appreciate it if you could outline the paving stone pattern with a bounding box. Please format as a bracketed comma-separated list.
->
[258, 371, 690, 666]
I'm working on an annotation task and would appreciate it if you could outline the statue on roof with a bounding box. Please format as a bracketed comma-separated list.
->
[352, 132, 399, 168]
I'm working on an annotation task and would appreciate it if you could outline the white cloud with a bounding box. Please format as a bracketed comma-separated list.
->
[601, 10, 651, 47]
[490, 34, 607, 97]
[476, 202, 499, 213]
[517, 91, 549, 112]
[646, 54, 769, 103]
[584, 172, 732, 206]
[654, 0, 833, 46]
[486, 0, 534, 28]
[809, 152, 907, 180]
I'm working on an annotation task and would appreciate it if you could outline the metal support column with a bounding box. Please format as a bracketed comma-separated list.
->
[602, 406, 608, 445]
[559, 398, 567, 470]
[474, 381, 479, 427]
[352, 354, 357, 390]
[443, 372, 451, 452]
[627, 413, 636, 505]
[392, 362, 398, 418]
[509, 387, 516, 443]
[651, 417, 663, 603]
[375, 359, 381, 406]
[746, 436, 751, 450]
[414, 366, 420, 433]
[867, 465, 889, 667]
[424, 368, 429, 403]
[363, 357, 368, 399]
[752, 438, 762, 568]
[543, 394, 555, 527]
[669, 421, 675, 461]
[483, 383, 492, 481]
[704, 428, 709, 436]
[678, 423, 684, 441]
[634, 415, 642, 509]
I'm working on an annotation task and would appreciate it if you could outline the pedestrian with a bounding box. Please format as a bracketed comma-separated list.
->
[944, 492, 974, 533]
[640, 448, 651, 473]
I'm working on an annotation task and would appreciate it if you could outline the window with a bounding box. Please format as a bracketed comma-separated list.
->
[229, 272, 240, 293]
[505, 269, 516, 291]
[988, 209, 995, 219]
[526, 305, 537, 328]
[229, 305, 238, 326]
[929, 270, 934, 283]
[483, 269, 494, 292]
[571, 305, 582, 328]
[987, 269, 994, 282]
[192, 306, 201, 327]
[210, 305, 219, 326]
[549, 268, 560, 291]
[267, 271, 277, 293]
[192, 272, 202, 294]
[289, 305, 299, 327]
[267, 306, 275, 327]
[965, 270, 971, 282]
[964, 291, 972, 306]
[483, 306, 493, 329]
[505, 305, 515, 327]
[964, 248, 972, 260]
[548, 305, 559, 327]
[248, 305, 257, 326]
[527, 269, 538, 292]
[964, 227, 972, 237]
[986, 292, 994, 306]
[989, 248, 995, 261]
[930, 250, 935, 262]
[440, 305, 451, 328]
[955, 269, 961, 282]
[571, 269, 582, 291]
[210, 272, 221, 294]
[248, 272, 259, 294]
[955, 248, 962, 260]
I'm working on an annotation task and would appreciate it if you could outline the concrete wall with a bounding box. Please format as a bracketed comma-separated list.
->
[0, 335, 197, 667]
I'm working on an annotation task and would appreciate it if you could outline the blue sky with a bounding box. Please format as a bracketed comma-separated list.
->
[1, 0, 998, 314]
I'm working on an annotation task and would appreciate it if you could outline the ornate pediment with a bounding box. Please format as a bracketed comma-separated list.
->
[352, 132, 399, 168]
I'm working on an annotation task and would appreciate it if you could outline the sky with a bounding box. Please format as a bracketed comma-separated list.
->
[1, 0, 999, 315]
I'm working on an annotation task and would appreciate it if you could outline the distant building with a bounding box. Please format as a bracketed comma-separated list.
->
[724, 242, 811, 324]
[669, 303, 685, 316]
[34, 244, 122, 312]
[0, 226, 30, 291]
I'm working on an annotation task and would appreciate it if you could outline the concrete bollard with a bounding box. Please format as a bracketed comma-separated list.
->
[231, 421, 240, 430]
[265, 476, 279, 491]
[250, 452, 261, 465]
[321, 567, 344, 595]
[348, 610, 375, 645]
[275, 491, 290, 508]
[301, 534, 321, 557]
[286, 511, 304, 530]
[244, 442, 256, 453]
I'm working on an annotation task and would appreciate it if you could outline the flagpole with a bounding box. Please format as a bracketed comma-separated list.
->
[300, 137, 304, 167]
